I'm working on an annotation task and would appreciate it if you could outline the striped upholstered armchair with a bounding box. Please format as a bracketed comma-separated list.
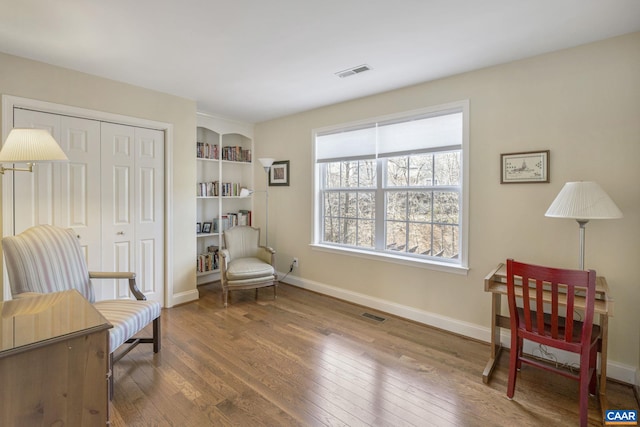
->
[2, 225, 161, 398]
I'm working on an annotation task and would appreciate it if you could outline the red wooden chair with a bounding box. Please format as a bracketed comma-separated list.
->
[506, 259, 600, 427]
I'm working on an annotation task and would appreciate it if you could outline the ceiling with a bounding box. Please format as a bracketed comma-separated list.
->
[1, 1, 639, 123]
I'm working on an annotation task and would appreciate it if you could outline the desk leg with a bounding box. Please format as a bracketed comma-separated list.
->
[483, 292, 502, 383]
[598, 313, 609, 412]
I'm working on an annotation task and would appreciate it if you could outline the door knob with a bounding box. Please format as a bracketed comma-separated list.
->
[117, 231, 125, 235]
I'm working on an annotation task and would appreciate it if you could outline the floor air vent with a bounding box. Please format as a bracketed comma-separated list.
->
[362, 312, 386, 322]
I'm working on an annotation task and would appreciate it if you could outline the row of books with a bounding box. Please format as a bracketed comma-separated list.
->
[197, 211, 253, 235]
[197, 181, 245, 197]
[222, 145, 251, 163]
[214, 210, 252, 232]
[196, 249, 219, 273]
[196, 144, 252, 163]
[196, 142, 219, 160]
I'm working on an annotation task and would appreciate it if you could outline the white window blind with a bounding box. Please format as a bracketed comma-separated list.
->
[377, 112, 462, 157]
[316, 110, 462, 163]
[315, 125, 377, 162]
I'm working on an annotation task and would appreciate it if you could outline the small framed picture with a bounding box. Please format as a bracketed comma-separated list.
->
[501, 150, 549, 184]
[196, 222, 202, 233]
[202, 222, 212, 233]
[269, 160, 290, 186]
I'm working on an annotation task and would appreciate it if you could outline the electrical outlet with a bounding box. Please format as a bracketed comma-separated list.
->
[293, 257, 299, 268]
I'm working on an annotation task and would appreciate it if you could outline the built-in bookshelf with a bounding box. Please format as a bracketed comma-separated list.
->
[196, 114, 254, 285]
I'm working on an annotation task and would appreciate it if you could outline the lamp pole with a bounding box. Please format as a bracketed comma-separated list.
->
[258, 158, 275, 247]
[577, 219, 588, 271]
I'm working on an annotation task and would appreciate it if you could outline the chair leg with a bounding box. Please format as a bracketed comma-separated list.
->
[153, 317, 161, 353]
[578, 345, 596, 427]
[588, 342, 598, 395]
[507, 332, 519, 399]
[578, 364, 590, 426]
[224, 289, 228, 307]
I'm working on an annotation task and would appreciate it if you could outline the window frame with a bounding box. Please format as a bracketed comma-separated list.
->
[311, 101, 470, 274]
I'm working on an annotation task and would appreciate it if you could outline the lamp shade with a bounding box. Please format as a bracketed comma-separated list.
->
[545, 181, 623, 220]
[258, 158, 275, 169]
[0, 129, 68, 163]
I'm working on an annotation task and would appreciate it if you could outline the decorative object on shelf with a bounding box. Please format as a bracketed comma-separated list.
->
[196, 222, 202, 233]
[202, 222, 212, 234]
[545, 181, 623, 269]
[258, 158, 274, 247]
[500, 150, 549, 184]
[0, 128, 69, 174]
[269, 160, 290, 186]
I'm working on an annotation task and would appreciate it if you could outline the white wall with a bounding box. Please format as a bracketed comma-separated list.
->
[254, 32, 640, 382]
[0, 52, 198, 307]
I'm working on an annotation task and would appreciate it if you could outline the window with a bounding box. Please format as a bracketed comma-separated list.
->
[313, 101, 469, 271]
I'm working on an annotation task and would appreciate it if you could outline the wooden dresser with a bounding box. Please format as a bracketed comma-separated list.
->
[0, 290, 111, 426]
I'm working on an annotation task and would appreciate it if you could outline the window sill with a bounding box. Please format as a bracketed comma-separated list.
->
[309, 243, 469, 275]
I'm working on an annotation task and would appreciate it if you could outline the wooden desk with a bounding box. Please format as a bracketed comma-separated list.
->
[0, 290, 112, 426]
[483, 263, 614, 410]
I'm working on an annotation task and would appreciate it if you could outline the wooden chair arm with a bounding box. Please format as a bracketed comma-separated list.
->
[90, 271, 136, 280]
[219, 250, 230, 285]
[89, 271, 146, 301]
[256, 246, 276, 267]
[259, 245, 276, 255]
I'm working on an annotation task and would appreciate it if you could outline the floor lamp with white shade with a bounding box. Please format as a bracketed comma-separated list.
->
[258, 158, 275, 247]
[545, 181, 623, 270]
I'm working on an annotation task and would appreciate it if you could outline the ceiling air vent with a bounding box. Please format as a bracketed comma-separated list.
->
[335, 64, 372, 78]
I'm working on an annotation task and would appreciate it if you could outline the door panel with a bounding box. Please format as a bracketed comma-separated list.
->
[135, 128, 164, 301]
[113, 166, 131, 224]
[101, 123, 164, 304]
[13, 110, 103, 273]
[114, 241, 132, 299]
[101, 123, 135, 300]
[59, 116, 102, 273]
[12, 110, 60, 235]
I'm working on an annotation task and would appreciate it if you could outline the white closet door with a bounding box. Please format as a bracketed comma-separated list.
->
[134, 127, 165, 304]
[12, 109, 61, 234]
[12, 110, 102, 272]
[101, 123, 164, 304]
[59, 116, 102, 272]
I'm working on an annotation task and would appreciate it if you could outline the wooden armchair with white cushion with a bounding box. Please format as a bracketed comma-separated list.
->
[2, 224, 161, 399]
[220, 226, 277, 307]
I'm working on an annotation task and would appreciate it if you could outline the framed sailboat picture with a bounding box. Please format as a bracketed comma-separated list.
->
[501, 150, 549, 184]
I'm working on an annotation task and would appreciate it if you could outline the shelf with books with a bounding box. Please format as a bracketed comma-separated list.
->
[196, 114, 254, 286]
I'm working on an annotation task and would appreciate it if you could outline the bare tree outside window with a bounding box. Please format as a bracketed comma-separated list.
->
[323, 159, 376, 248]
[322, 151, 460, 260]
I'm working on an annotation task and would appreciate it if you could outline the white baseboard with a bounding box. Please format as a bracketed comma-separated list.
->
[281, 273, 639, 386]
[169, 289, 199, 308]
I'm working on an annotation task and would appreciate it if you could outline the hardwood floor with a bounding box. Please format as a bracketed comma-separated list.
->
[111, 282, 638, 426]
